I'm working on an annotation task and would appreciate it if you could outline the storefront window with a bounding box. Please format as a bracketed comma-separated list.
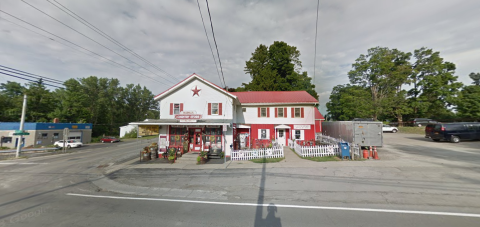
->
[295, 130, 301, 139]
[261, 129, 267, 139]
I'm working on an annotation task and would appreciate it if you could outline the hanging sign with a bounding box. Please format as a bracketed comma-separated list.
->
[175, 114, 202, 120]
[294, 125, 311, 130]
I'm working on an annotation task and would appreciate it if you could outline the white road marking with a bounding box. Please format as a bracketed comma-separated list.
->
[0, 162, 49, 165]
[67, 193, 480, 218]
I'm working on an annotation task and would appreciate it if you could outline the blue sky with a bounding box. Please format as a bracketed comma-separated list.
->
[1, 0, 479, 114]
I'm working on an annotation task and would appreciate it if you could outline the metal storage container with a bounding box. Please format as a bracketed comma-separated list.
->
[322, 121, 383, 147]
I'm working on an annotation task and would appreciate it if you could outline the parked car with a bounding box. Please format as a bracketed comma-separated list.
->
[408, 118, 437, 127]
[430, 122, 480, 143]
[54, 140, 83, 148]
[382, 125, 398, 133]
[425, 123, 436, 138]
[100, 136, 120, 143]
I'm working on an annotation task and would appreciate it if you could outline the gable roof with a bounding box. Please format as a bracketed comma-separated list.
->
[154, 73, 236, 101]
[230, 91, 318, 104]
[315, 108, 325, 120]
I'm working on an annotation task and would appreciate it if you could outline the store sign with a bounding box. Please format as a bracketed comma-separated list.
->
[294, 125, 311, 130]
[179, 119, 197, 123]
[175, 114, 202, 120]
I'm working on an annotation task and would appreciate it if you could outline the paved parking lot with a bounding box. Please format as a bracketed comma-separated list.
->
[382, 132, 480, 166]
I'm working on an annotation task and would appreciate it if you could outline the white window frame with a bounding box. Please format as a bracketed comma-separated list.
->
[293, 130, 304, 140]
[211, 103, 219, 115]
[258, 129, 270, 139]
[260, 107, 267, 117]
[277, 108, 284, 118]
[173, 103, 181, 114]
[294, 108, 301, 118]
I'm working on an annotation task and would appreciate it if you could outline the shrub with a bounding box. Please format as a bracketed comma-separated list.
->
[123, 128, 138, 138]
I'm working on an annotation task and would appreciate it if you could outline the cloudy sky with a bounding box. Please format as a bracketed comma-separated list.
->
[1, 0, 479, 114]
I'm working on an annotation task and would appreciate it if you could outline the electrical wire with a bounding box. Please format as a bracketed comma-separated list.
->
[205, 0, 226, 88]
[195, 0, 223, 88]
[0, 71, 64, 88]
[0, 65, 64, 85]
[46, 0, 178, 82]
[20, 0, 178, 85]
[0, 9, 170, 87]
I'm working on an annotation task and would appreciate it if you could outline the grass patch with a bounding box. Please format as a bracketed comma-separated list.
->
[250, 157, 285, 163]
[303, 156, 340, 162]
[397, 126, 425, 134]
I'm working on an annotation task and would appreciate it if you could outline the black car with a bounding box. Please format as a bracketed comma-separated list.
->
[424, 123, 436, 138]
[430, 123, 480, 143]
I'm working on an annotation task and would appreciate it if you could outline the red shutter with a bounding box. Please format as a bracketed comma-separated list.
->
[275, 108, 278, 118]
[267, 108, 270, 117]
[291, 108, 294, 118]
[258, 107, 261, 117]
[180, 103, 183, 112]
[301, 107, 304, 118]
[284, 108, 287, 118]
[208, 103, 212, 115]
[170, 103, 173, 115]
[219, 103, 223, 115]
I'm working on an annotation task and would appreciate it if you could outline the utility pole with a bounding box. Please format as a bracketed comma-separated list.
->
[15, 94, 27, 158]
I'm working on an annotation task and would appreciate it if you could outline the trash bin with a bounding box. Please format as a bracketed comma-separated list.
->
[338, 142, 351, 160]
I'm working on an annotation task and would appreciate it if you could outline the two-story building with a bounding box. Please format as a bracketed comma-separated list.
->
[129, 73, 323, 157]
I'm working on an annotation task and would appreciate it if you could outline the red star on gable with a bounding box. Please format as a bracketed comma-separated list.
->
[192, 86, 201, 97]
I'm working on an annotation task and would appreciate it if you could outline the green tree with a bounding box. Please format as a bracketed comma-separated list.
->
[469, 72, 480, 86]
[408, 48, 463, 118]
[240, 41, 318, 99]
[348, 47, 412, 121]
[0, 81, 24, 121]
[24, 79, 56, 122]
[326, 84, 373, 120]
[455, 85, 480, 120]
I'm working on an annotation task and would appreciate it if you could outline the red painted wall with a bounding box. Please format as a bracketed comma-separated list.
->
[315, 120, 322, 132]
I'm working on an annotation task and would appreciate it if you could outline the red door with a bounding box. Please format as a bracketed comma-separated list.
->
[191, 128, 202, 152]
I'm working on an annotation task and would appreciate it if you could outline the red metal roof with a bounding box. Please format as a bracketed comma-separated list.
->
[230, 91, 318, 104]
[315, 108, 325, 120]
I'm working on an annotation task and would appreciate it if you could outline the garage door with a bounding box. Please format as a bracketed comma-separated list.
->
[67, 132, 82, 142]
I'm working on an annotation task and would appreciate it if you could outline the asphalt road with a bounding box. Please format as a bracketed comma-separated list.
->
[1, 135, 480, 227]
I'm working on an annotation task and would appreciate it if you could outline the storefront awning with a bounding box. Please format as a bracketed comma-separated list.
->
[129, 119, 231, 126]
[274, 124, 291, 129]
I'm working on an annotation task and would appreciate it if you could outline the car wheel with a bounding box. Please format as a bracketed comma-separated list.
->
[451, 136, 460, 143]
[67, 145, 71, 148]
[392, 129, 398, 133]
[101, 140, 104, 143]
[417, 124, 422, 127]
[111, 141, 114, 143]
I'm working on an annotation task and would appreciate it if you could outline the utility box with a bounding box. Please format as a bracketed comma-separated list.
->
[338, 142, 350, 160]
[322, 121, 383, 147]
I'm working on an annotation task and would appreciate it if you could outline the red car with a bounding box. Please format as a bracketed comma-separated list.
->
[100, 137, 120, 143]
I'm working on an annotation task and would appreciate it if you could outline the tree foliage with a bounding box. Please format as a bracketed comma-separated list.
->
[238, 41, 318, 99]
[455, 85, 480, 120]
[0, 76, 158, 137]
[326, 85, 373, 121]
[328, 46, 465, 122]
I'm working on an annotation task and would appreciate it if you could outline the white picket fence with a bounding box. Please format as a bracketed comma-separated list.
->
[231, 146, 284, 161]
[293, 142, 340, 157]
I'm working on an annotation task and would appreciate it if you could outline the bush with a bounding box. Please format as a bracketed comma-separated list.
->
[123, 128, 138, 138]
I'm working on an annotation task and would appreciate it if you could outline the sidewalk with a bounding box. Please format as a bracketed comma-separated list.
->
[105, 146, 418, 174]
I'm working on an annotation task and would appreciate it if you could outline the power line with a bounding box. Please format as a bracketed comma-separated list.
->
[313, 0, 319, 84]
[195, 0, 223, 88]
[46, 0, 178, 82]
[0, 71, 64, 88]
[0, 65, 64, 84]
[0, 68, 64, 85]
[1, 17, 131, 72]
[20, 0, 178, 85]
[205, 0, 226, 88]
[0, 9, 170, 87]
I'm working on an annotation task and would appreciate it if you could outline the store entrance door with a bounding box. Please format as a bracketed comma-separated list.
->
[190, 128, 202, 152]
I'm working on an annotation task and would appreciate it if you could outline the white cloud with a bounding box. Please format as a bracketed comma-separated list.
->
[1, 0, 479, 115]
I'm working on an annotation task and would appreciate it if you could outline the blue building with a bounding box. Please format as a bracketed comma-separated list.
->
[0, 122, 92, 148]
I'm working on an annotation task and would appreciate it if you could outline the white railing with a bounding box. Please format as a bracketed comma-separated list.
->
[294, 143, 340, 158]
[288, 139, 294, 149]
[231, 146, 284, 161]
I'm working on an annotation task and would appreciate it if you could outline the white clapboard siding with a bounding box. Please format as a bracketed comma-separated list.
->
[231, 146, 284, 161]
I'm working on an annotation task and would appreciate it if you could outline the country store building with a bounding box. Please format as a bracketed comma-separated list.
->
[129, 74, 324, 157]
